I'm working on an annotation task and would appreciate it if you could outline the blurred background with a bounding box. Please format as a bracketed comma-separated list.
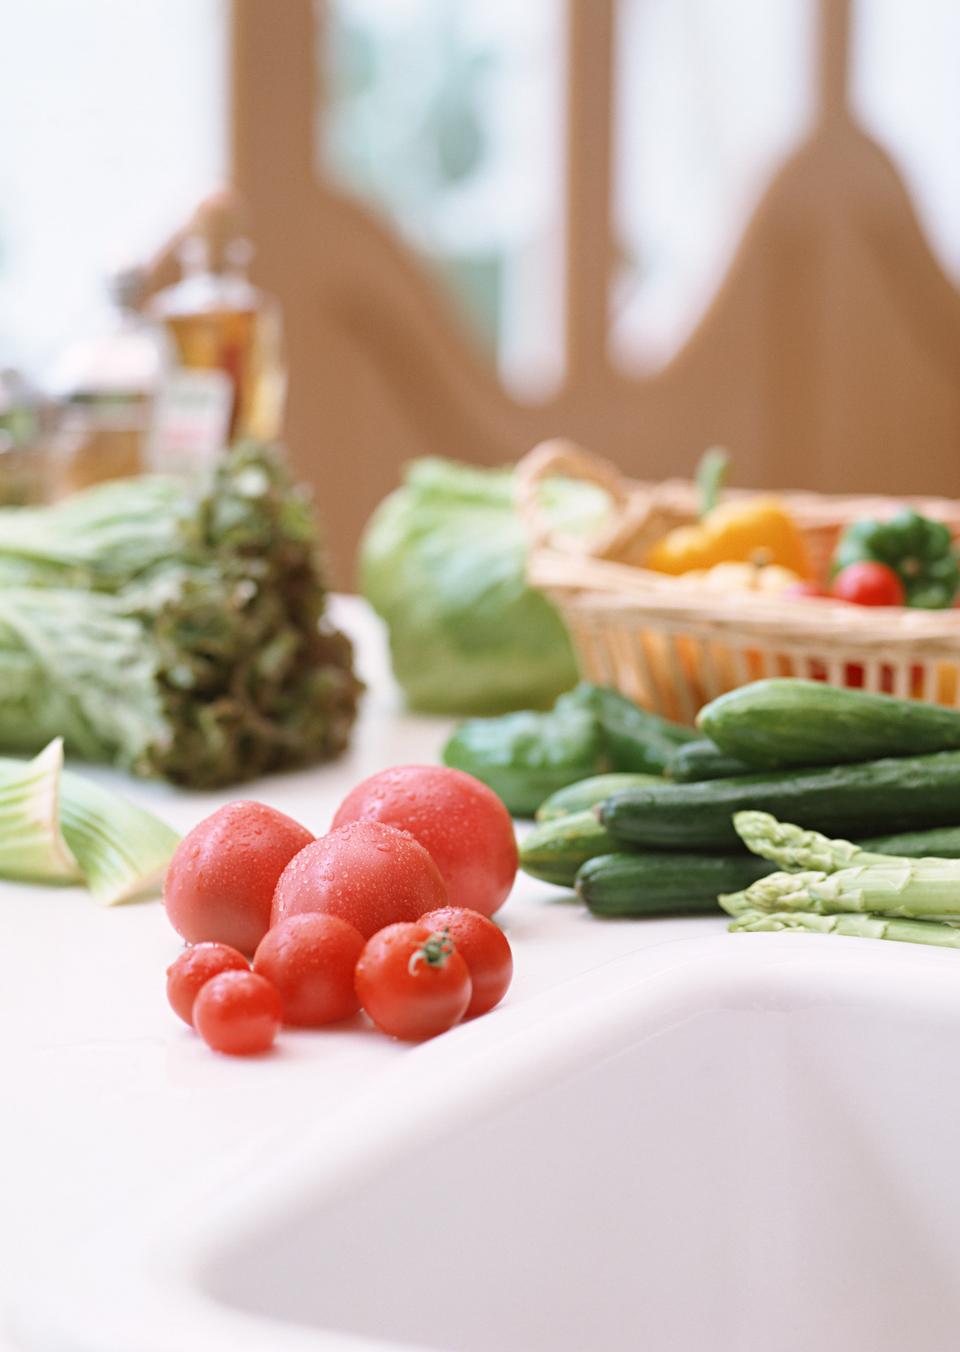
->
[3, 0, 959, 582]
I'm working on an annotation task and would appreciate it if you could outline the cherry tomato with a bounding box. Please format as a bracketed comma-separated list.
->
[332, 765, 517, 919]
[419, 907, 512, 1018]
[832, 561, 905, 607]
[166, 942, 250, 1026]
[271, 820, 446, 939]
[192, 970, 283, 1056]
[354, 922, 472, 1040]
[164, 801, 313, 954]
[253, 913, 365, 1027]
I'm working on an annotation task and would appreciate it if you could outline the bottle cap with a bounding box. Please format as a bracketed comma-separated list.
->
[188, 188, 251, 272]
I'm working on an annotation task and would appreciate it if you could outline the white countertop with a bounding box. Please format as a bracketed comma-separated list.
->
[0, 597, 757, 1350]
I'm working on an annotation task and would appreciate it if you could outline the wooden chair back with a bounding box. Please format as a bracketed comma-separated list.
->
[144, 0, 960, 584]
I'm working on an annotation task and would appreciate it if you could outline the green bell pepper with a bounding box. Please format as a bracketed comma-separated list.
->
[832, 508, 959, 608]
[442, 682, 696, 817]
[442, 705, 608, 818]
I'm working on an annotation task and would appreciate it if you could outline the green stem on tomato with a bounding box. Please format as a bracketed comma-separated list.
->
[408, 928, 454, 975]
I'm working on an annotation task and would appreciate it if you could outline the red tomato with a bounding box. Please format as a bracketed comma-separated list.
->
[166, 943, 250, 1026]
[164, 801, 313, 954]
[355, 922, 472, 1040]
[419, 907, 512, 1018]
[331, 765, 517, 918]
[253, 913, 365, 1027]
[831, 562, 905, 607]
[271, 820, 446, 939]
[192, 970, 283, 1056]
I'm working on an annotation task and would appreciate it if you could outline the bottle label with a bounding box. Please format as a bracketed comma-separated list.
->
[145, 369, 233, 473]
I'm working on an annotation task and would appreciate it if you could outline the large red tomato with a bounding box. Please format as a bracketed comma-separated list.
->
[253, 913, 365, 1027]
[164, 801, 314, 954]
[270, 819, 447, 939]
[331, 766, 518, 918]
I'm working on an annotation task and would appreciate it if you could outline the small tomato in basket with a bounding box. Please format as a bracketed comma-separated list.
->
[831, 562, 905, 607]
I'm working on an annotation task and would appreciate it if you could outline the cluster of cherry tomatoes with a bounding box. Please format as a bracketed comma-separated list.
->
[164, 766, 518, 1055]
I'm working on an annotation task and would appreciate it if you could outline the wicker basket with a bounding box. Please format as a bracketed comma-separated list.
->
[517, 440, 960, 724]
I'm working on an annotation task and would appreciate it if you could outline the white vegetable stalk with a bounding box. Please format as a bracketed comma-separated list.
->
[0, 739, 81, 883]
[0, 740, 180, 904]
[59, 769, 180, 905]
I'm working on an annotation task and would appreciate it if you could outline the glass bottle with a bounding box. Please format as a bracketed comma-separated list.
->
[146, 195, 286, 473]
[48, 265, 163, 493]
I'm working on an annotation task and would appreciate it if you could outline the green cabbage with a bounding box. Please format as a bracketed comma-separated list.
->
[360, 458, 606, 715]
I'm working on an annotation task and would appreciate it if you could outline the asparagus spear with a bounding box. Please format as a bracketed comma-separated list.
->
[729, 907, 960, 950]
[724, 860, 960, 919]
[724, 812, 960, 948]
[719, 870, 829, 916]
[733, 810, 888, 872]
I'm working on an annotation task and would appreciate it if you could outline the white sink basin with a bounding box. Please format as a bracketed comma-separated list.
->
[11, 935, 960, 1352]
[143, 941, 960, 1352]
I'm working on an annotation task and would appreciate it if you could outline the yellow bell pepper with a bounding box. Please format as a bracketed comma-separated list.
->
[645, 497, 811, 578]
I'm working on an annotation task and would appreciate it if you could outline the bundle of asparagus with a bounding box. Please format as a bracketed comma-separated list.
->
[722, 810, 960, 949]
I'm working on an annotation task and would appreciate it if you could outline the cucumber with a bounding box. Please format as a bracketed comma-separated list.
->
[861, 826, 960, 858]
[562, 684, 697, 774]
[519, 811, 619, 887]
[699, 678, 960, 770]
[535, 772, 663, 822]
[667, 739, 754, 782]
[575, 852, 776, 918]
[601, 751, 960, 852]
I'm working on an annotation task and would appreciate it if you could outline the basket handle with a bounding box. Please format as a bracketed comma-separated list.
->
[515, 438, 653, 558]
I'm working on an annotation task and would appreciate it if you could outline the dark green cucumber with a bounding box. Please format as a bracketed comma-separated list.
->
[575, 852, 776, 918]
[601, 750, 960, 852]
[535, 772, 663, 822]
[699, 678, 960, 770]
[861, 826, 960, 858]
[667, 739, 754, 782]
[519, 811, 619, 887]
[561, 683, 697, 774]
